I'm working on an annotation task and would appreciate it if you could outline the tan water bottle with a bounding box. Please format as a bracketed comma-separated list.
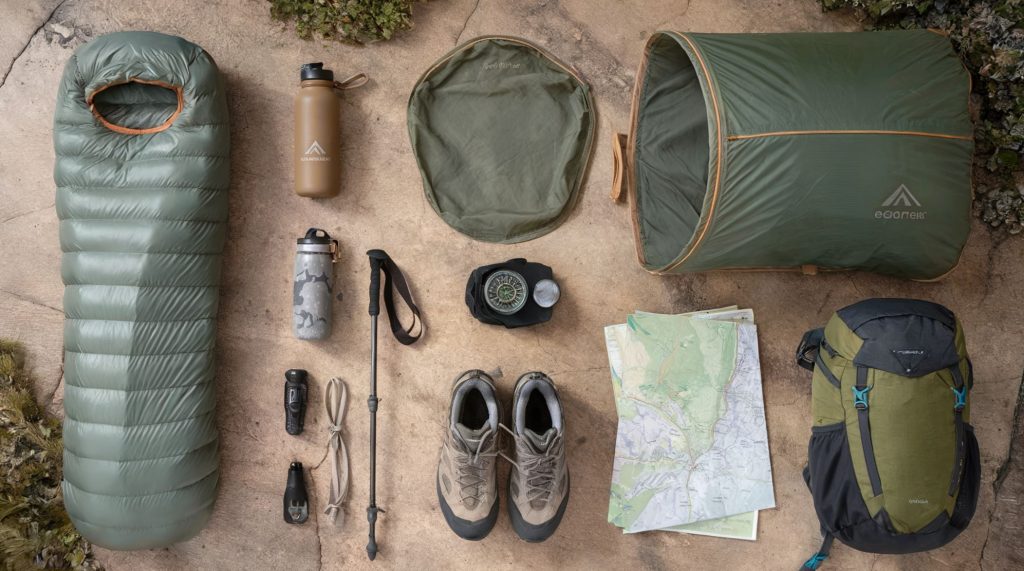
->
[294, 63, 366, 198]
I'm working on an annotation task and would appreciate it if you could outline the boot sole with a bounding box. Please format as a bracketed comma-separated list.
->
[437, 476, 500, 540]
[507, 473, 570, 543]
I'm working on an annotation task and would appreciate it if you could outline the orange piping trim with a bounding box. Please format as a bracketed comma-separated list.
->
[727, 129, 972, 142]
[87, 79, 183, 135]
[662, 33, 723, 273]
[665, 265, 950, 281]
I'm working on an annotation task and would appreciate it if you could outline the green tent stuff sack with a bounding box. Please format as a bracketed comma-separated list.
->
[408, 36, 596, 243]
[794, 299, 979, 569]
[613, 31, 973, 280]
[54, 31, 229, 550]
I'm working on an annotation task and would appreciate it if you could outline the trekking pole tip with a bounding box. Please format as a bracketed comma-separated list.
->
[366, 504, 380, 561]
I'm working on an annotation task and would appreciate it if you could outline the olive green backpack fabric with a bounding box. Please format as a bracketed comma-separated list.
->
[408, 36, 595, 243]
[615, 31, 972, 280]
[795, 299, 979, 569]
[54, 31, 229, 550]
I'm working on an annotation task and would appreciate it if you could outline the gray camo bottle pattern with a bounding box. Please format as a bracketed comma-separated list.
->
[293, 228, 337, 340]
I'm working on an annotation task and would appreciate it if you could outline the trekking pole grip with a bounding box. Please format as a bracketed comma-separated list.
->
[367, 250, 384, 316]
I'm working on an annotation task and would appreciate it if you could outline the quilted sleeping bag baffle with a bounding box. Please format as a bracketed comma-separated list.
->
[53, 31, 229, 550]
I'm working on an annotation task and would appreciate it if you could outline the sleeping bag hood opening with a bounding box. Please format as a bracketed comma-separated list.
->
[88, 79, 184, 135]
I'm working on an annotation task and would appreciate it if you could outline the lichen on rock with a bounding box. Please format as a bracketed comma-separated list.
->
[0, 341, 101, 570]
[268, 0, 418, 43]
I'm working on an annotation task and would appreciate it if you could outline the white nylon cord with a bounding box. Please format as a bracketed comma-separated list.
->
[320, 377, 349, 525]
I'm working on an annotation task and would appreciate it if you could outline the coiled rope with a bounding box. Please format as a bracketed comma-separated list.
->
[318, 377, 349, 525]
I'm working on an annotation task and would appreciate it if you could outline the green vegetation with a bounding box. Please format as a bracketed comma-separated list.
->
[0, 341, 101, 570]
[819, 0, 1024, 234]
[269, 0, 417, 43]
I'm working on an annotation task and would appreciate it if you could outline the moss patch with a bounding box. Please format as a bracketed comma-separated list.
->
[0, 341, 101, 570]
[269, 0, 417, 43]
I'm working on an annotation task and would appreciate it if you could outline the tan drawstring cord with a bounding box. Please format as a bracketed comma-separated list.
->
[319, 377, 350, 525]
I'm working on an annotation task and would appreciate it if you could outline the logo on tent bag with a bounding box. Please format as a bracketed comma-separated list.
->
[875, 184, 926, 220]
[302, 140, 329, 162]
[483, 61, 523, 71]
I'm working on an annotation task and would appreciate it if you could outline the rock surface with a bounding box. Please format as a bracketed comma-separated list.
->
[0, 0, 1021, 569]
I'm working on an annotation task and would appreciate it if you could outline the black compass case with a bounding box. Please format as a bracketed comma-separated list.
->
[465, 259, 556, 328]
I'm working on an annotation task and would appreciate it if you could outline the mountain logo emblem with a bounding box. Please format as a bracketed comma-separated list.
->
[304, 140, 326, 156]
[881, 184, 922, 208]
[875, 184, 926, 221]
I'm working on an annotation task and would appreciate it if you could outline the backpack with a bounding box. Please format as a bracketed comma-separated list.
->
[795, 298, 980, 570]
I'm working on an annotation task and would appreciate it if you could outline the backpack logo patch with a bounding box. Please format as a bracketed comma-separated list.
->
[301, 140, 329, 162]
[892, 348, 928, 374]
[875, 184, 926, 221]
[909, 498, 930, 504]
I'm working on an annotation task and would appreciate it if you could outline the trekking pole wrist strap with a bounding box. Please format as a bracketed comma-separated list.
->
[366, 249, 424, 345]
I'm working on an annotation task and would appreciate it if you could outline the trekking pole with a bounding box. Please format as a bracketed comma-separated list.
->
[363, 249, 424, 561]
[366, 251, 382, 561]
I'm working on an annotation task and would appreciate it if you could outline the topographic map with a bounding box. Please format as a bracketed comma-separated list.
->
[605, 308, 775, 538]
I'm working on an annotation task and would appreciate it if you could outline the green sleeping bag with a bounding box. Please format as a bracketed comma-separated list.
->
[54, 31, 229, 550]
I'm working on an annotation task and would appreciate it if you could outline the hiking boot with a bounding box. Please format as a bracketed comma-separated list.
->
[436, 370, 501, 540]
[502, 372, 570, 542]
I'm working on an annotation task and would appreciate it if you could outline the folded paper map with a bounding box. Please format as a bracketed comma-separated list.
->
[605, 307, 775, 539]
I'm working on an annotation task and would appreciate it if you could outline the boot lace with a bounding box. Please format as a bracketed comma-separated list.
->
[447, 427, 496, 504]
[498, 424, 562, 505]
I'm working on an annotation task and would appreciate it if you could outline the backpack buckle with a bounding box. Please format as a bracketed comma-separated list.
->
[952, 385, 967, 412]
[852, 386, 871, 410]
[803, 552, 828, 570]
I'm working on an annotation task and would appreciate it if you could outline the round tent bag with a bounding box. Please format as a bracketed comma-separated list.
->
[615, 30, 973, 280]
[408, 36, 596, 243]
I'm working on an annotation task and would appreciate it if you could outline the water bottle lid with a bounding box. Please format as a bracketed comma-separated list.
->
[300, 62, 334, 82]
[297, 228, 333, 245]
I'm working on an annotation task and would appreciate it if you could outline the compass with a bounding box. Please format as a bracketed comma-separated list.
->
[483, 269, 529, 315]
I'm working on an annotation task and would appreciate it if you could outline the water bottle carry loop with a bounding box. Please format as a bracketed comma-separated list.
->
[301, 228, 340, 262]
[334, 73, 369, 91]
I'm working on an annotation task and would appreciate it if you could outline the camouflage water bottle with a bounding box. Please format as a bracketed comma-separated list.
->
[293, 228, 337, 340]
